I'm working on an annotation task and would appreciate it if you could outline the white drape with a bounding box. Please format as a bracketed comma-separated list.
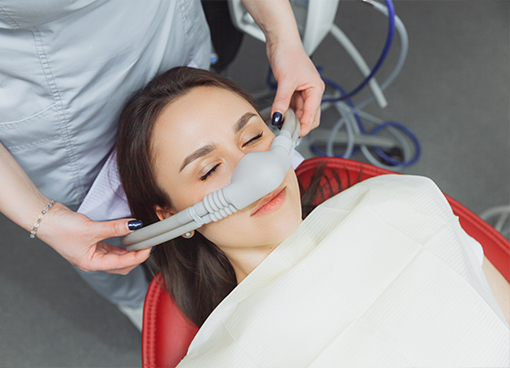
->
[178, 175, 509, 367]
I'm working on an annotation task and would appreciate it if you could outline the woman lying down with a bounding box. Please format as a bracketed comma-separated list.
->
[117, 67, 509, 367]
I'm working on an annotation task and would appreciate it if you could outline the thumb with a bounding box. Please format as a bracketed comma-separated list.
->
[96, 218, 142, 240]
[271, 78, 295, 122]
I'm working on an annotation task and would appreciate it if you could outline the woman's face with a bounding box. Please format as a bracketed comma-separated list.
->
[151, 86, 302, 251]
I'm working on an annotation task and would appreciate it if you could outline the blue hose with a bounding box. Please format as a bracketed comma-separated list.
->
[370, 121, 421, 167]
[315, 76, 421, 167]
[323, 0, 395, 102]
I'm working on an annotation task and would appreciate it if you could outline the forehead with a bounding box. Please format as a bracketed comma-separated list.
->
[151, 86, 257, 164]
[154, 86, 255, 137]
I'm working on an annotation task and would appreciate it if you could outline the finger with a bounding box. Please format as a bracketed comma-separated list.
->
[271, 77, 296, 119]
[96, 248, 151, 273]
[299, 88, 324, 136]
[291, 92, 305, 120]
[81, 243, 151, 273]
[105, 263, 141, 275]
[290, 93, 309, 133]
[95, 242, 129, 255]
[95, 218, 142, 240]
[312, 107, 321, 131]
[303, 95, 321, 133]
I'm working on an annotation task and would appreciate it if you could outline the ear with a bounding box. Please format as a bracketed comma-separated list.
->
[154, 205, 176, 221]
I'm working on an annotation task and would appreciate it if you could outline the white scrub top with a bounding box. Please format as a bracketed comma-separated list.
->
[0, 0, 211, 206]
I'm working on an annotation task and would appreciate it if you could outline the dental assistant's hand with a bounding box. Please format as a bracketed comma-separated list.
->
[267, 39, 325, 137]
[36, 202, 151, 274]
[0, 141, 150, 275]
[4, 200, 150, 275]
[241, 0, 325, 137]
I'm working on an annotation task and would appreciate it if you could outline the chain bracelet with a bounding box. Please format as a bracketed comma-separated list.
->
[30, 200, 55, 239]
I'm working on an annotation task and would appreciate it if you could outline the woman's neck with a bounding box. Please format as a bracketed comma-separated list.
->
[221, 243, 279, 284]
[220, 217, 304, 283]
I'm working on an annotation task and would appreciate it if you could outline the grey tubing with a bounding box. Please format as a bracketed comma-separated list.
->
[124, 221, 201, 251]
[122, 206, 195, 246]
[123, 110, 300, 250]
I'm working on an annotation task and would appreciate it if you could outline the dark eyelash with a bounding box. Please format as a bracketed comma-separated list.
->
[200, 163, 220, 181]
[200, 133, 262, 181]
[243, 133, 263, 147]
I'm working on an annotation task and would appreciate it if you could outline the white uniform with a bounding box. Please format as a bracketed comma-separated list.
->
[0, 0, 211, 307]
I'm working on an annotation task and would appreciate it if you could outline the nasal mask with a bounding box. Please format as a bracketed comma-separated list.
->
[122, 110, 300, 250]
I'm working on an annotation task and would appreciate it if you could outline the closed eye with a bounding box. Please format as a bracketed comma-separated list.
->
[200, 133, 263, 181]
[243, 133, 263, 147]
[200, 163, 220, 181]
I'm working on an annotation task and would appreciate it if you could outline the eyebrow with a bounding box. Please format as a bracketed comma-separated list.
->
[233, 112, 257, 133]
[179, 112, 257, 172]
[179, 144, 216, 172]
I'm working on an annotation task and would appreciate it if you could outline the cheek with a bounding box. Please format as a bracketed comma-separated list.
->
[197, 218, 241, 247]
[169, 160, 236, 212]
[197, 209, 252, 242]
[167, 175, 230, 213]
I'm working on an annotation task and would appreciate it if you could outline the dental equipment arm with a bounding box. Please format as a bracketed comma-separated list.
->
[122, 110, 301, 251]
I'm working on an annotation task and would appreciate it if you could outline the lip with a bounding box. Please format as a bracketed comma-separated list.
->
[250, 186, 287, 217]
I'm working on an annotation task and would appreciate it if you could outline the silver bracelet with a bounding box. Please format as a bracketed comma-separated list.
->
[30, 200, 55, 239]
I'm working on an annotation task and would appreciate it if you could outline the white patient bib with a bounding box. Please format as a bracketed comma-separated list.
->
[178, 175, 509, 368]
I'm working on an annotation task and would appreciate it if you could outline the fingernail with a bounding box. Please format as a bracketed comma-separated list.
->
[150, 246, 156, 254]
[271, 111, 283, 127]
[127, 220, 143, 231]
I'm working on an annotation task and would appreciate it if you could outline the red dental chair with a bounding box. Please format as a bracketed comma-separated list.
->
[141, 157, 510, 368]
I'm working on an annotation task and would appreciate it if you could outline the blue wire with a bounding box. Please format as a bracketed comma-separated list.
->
[321, 77, 363, 128]
[309, 144, 332, 157]
[310, 119, 421, 167]
[316, 75, 421, 167]
[369, 121, 421, 166]
[323, 0, 395, 102]
[312, 0, 421, 168]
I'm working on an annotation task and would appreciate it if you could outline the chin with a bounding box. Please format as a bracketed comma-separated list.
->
[259, 213, 302, 245]
[252, 196, 302, 245]
[204, 211, 301, 249]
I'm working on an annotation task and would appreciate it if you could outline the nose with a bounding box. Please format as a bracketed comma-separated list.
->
[223, 134, 295, 210]
[226, 134, 275, 181]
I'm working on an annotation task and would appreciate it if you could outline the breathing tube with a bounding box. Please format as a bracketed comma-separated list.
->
[122, 109, 300, 251]
[315, 0, 421, 170]
[326, 0, 396, 103]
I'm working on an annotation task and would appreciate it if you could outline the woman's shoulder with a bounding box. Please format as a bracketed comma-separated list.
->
[361, 173, 440, 192]
[322, 174, 454, 221]
[362, 174, 448, 209]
